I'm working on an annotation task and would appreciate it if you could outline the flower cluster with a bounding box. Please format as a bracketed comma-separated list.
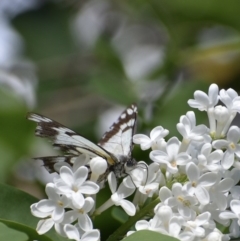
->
[31, 84, 240, 241]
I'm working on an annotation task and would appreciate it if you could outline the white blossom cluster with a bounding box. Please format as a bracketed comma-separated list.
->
[31, 84, 240, 241]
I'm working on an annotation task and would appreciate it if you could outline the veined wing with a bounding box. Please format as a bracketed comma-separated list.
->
[27, 113, 115, 164]
[34, 155, 78, 173]
[98, 104, 137, 157]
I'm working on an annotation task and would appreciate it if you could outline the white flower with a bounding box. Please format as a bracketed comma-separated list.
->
[219, 199, 240, 226]
[160, 184, 198, 219]
[54, 166, 99, 208]
[62, 197, 95, 231]
[124, 162, 160, 206]
[212, 126, 240, 170]
[188, 83, 219, 134]
[130, 205, 184, 237]
[95, 172, 136, 216]
[197, 143, 223, 172]
[219, 88, 240, 113]
[32, 183, 69, 222]
[124, 162, 159, 196]
[184, 212, 211, 237]
[185, 163, 217, 205]
[150, 137, 191, 174]
[188, 84, 219, 111]
[204, 228, 229, 241]
[209, 174, 234, 211]
[133, 126, 169, 150]
[64, 224, 100, 241]
[177, 111, 209, 151]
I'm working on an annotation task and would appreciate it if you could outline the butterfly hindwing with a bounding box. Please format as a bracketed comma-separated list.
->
[34, 155, 78, 173]
[98, 104, 137, 157]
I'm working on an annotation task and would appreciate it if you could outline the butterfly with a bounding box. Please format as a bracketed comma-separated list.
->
[27, 104, 138, 183]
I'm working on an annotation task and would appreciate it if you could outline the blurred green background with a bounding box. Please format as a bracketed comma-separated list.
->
[1, 0, 240, 239]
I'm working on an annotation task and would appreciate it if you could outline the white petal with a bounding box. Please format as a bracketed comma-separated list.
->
[120, 199, 136, 216]
[45, 183, 59, 201]
[198, 172, 217, 187]
[186, 163, 199, 182]
[64, 224, 80, 241]
[72, 192, 85, 209]
[208, 83, 219, 106]
[133, 134, 151, 150]
[172, 183, 182, 196]
[135, 220, 150, 230]
[60, 166, 74, 185]
[194, 91, 210, 108]
[150, 126, 169, 140]
[150, 150, 169, 163]
[82, 230, 100, 241]
[52, 206, 64, 222]
[36, 218, 54, 235]
[214, 192, 227, 211]
[31, 203, 51, 218]
[208, 150, 223, 163]
[117, 182, 135, 199]
[133, 134, 150, 144]
[36, 200, 55, 212]
[178, 202, 191, 219]
[195, 212, 210, 226]
[82, 197, 95, 213]
[219, 211, 237, 219]
[222, 151, 234, 170]
[159, 187, 172, 202]
[201, 143, 212, 156]
[188, 99, 205, 110]
[80, 181, 99, 195]
[62, 210, 78, 224]
[169, 216, 183, 236]
[108, 172, 117, 193]
[227, 126, 240, 143]
[195, 186, 209, 205]
[74, 166, 88, 186]
[187, 111, 196, 125]
[212, 140, 228, 149]
[176, 123, 188, 138]
[217, 178, 234, 192]
[166, 137, 180, 157]
[78, 214, 93, 231]
[230, 200, 240, 215]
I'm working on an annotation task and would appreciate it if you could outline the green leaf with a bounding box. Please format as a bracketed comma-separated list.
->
[123, 230, 179, 241]
[112, 207, 129, 223]
[0, 183, 68, 241]
[0, 221, 52, 241]
[0, 222, 28, 241]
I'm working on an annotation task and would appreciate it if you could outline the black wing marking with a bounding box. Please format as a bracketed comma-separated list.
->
[98, 104, 137, 157]
[34, 155, 78, 173]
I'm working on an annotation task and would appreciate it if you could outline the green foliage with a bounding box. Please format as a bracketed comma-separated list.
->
[123, 230, 179, 241]
[0, 183, 68, 241]
[0, 222, 28, 241]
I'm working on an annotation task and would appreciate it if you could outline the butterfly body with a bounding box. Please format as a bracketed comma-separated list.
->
[28, 104, 137, 182]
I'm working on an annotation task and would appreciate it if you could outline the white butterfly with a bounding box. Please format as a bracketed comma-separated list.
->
[27, 104, 138, 182]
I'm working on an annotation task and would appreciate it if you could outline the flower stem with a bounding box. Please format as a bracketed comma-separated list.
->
[106, 197, 160, 241]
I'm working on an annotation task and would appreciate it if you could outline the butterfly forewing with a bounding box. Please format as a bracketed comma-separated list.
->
[27, 113, 112, 161]
[98, 104, 137, 157]
[27, 104, 137, 177]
